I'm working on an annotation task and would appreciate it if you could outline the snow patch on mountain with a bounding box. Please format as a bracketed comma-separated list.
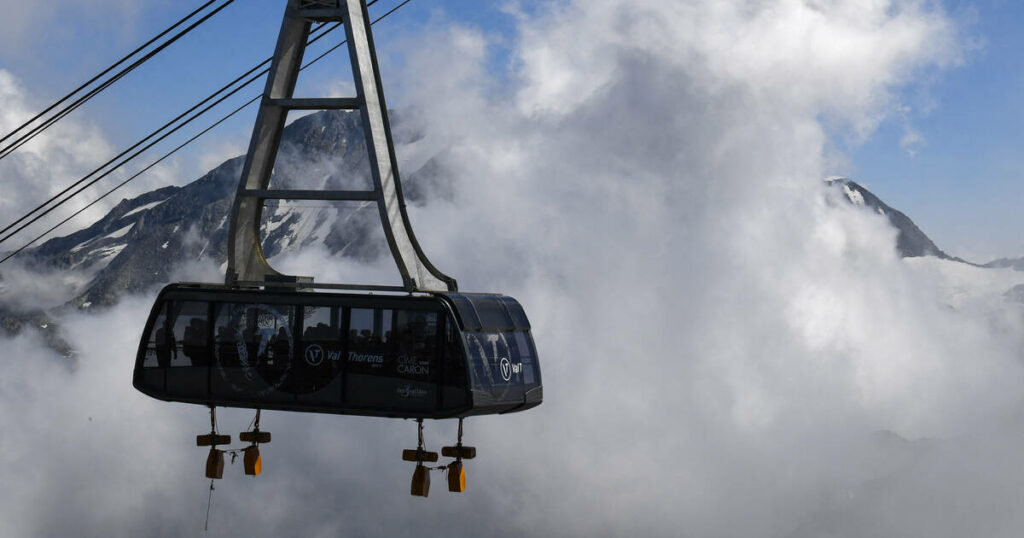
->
[122, 200, 165, 219]
[843, 184, 865, 205]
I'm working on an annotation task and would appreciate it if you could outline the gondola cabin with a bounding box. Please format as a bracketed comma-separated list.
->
[133, 284, 543, 419]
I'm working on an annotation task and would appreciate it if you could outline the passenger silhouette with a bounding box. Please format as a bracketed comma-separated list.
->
[183, 318, 208, 366]
[155, 326, 173, 368]
[216, 326, 240, 367]
[272, 327, 290, 363]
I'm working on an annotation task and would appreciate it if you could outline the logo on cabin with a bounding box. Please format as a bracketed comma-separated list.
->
[499, 356, 522, 382]
[305, 344, 324, 366]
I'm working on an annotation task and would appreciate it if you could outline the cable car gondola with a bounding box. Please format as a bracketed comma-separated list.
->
[134, 284, 542, 418]
[132, 0, 542, 496]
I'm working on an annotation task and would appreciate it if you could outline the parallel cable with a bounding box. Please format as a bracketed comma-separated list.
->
[0, 1, 378, 243]
[0, 0, 222, 149]
[0, 0, 412, 265]
[0, 0, 236, 162]
[0, 20, 341, 246]
[0, 92, 262, 265]
[0, 64, 266, 252]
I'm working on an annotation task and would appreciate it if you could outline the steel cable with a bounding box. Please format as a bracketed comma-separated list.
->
[0, 19, 342, 246]
[0, 0, 223, 149]
[0, 0, 237, 162]
[0, 0, 411, 265]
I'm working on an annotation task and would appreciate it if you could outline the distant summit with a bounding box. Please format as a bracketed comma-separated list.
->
[825, 177, 964, 262]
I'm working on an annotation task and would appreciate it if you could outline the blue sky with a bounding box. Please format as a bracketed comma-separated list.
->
[0, 0, 1022, 260]
[843, 0, 1024, 260]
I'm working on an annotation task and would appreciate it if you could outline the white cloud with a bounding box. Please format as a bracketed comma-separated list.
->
[4, 1, 1023, 536]
[0, 259, 96, 311]
[197, 140, 246, 176]
[0, 68, 188, 258]
[900, 124, 925, 156]
[0, 69, 120, 247]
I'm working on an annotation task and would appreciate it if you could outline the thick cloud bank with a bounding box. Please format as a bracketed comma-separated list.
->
[3, 1, 1024, 536]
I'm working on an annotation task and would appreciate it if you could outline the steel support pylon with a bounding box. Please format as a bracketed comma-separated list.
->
[225, 0, 457, 292]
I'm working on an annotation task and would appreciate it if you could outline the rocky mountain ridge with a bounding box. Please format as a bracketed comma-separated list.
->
[0, 109, 445, 350]
[0, 111, 1014, 350]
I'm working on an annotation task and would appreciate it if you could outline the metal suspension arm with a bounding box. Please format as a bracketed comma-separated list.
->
[226, 0, 456, 292]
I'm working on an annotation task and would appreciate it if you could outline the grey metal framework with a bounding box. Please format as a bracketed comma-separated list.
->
[226, 0, 457, 293]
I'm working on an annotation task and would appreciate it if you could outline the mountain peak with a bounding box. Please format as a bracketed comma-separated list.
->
[825, 177, 962, 262]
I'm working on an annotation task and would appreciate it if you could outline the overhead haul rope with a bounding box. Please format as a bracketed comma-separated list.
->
[0, 18, 341, 250]
[0, 0, 413, 266]
[0, 0, 236, 162]
[0, 0, 384, 247]
[0, 0, 224, 150]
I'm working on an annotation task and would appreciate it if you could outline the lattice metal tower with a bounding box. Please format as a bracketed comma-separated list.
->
[226, 0, 457, 292]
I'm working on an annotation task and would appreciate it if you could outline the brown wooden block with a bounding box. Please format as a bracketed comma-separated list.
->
[447, 461, 466, 493]
[441, 446, 476, 459]
[402, 449, 438, 462]
[411, 465, 430, 497]
[240, 431, 271, 444]
[243, 446, 262, 476]
[197, 434, 231, 446]
[205, 448, 224, 479]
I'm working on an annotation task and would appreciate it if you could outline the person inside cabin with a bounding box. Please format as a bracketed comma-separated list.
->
[183, 317, 208, 366]
[271, 327, 290, 367]
[155, 323, 176, 368]
[216, 326, 239, 366]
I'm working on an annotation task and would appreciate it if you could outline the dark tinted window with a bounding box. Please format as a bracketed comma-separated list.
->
[464, 331, 525, 403]
[347, 308, 390, 375]
[447, 294, 481, 330]
[212, 303, 296, 398]
[393, 310, 437, 382]
[171, 301, 210, 367]
[143, 303, 169, 368]
[142, 300, 210, 368]
[346, 308, 438, 412]
[500, 297, 531, 330]
[442, 320, 468, 408]
[288, 306, 342, 394]
[515, 331, 539, 388]
[469, 296, 512, 330]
